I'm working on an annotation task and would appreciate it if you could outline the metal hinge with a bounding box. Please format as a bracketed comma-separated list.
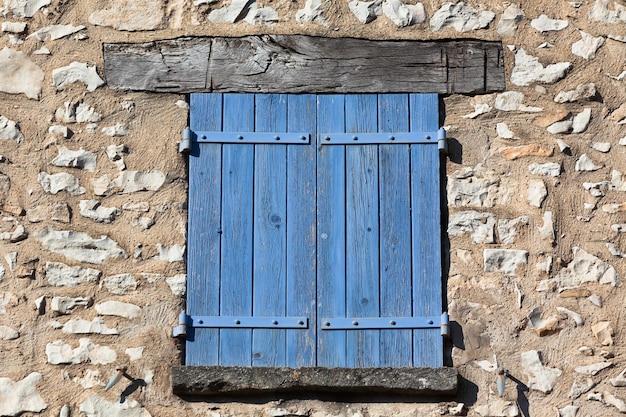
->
[438, 128, 448, 155]
[321, 312, 450, 337]
[179, 127, 193, 153]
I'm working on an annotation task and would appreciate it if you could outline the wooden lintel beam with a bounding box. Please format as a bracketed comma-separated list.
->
[103, 35, 504, 94]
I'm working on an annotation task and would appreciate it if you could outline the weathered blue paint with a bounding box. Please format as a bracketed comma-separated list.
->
[187, 93, 443, 368]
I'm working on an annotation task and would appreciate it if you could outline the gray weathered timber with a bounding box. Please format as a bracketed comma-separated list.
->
[170, 366, 458, 396]
[103, 36, 504, 94]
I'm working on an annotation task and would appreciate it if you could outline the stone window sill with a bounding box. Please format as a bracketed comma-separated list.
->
[170, 366, 458, 397]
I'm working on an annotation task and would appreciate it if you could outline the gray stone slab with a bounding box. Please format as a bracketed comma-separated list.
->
[170, 366, 458, 396]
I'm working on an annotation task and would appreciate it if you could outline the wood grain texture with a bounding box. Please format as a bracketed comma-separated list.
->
[104, 35, 504, 94]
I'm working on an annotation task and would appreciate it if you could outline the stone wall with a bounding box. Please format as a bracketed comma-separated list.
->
[0, 1, 625, 416]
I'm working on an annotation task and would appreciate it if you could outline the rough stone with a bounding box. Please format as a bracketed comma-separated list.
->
[155, 244, 185, 262]
[0, 324, 19, 340]
[106, 144, 127, 170]
[0, 219, 27, 243]
[575, 154, 603, 171]
[569, 376, 595, 398]
[494, 91, 542, 112]
[171, 366, 458, 396]
[430, 2, 495, 32]
[45, 262, 101, 286]
[209, 0, 254, 23]
[101, 123, 128, 136]
[80, 395, 152, 417]
[56, 100, 102, 124]
[1, 22, 27, 33]
[382, 0, 425, 27]
[79, 200, 121, 223]
[607, 242, 626, 258]
[496, 122, 516, 139]
[558, 405, 579, 417]
[46, 338, 116, 365]
[0, 292, 18, 314]
[530, 14, 568, 32]
[592, 321, 614, 345]
[510, 49, 572, 86]
[448, 211, 495, 243]
[349, 0, 382, 23]
[463, 102, 492, 118]
[572, 31, 605, 60]
[36, 228, 127, 264]
[528, 180, 547, 208]
[591, 0, 626, 23]
[611, 103, 626, 124]
[27, 24, 85, 41]
[104, 170, 166, 194]
[132, 215, 155, 229]
[483, 249, 528, 276]
[529, 163, 561, 177]
[604, 391, 626, 413]
[583, 181, 609, 197]
[575, 361, 613, 375]
[101, 273, 138, 295]
[447, 165, 510, 207]
[554, 83, 596, 103]
[62, 317, 118, 335]
[528, 307, 560, 336]
[243, 5, 279, 25]
[592, 142, 611, 153]
[497, 3, 524, 37]
[52, 62, 105, 92]
[0, 115, 24, 143]
[37, 172, 85, 195]
[48, 125, 73, 139]
[534, 111, 571, 128]
[4, 0, 50, 17]
[537, 247, 619, 290]
[166, 274, 186, 295]
[51, 296, 92, 314]
[27, 203, 70, 223]
[95, 300, 141, 319]
[572, 108, 592, 133]
[0, 47, 44, 99]
[89, 0, 165, 31]
[547, 119, 573, 134]
[520, 350, 562, 393]
[556, 306, 584, 326]
[497, 216, 530, 244]
[125, 346, 145, 361]
[475, 400, 519, 416]
[51, 147, 97, 171]
[602, 203, 626, 214]
[502, 144, 553, 160]
[610, 368, 626, 387]
[295, 0, 327, 24]
[0, 373, 47, 416]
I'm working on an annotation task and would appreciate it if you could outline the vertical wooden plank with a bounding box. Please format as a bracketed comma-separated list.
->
[286, 94, 317, 367]
[186, 93, 223, 365]
[252, 94, 288, 367]
[378, 94, 413, 367]
[345, 94, 380, 368]
[317, 95, 347, 367]
[220, 93, 255, 366]
[410, 93, 442, 367]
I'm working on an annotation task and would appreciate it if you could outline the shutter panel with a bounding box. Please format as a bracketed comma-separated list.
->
[187, 93, 444, 368]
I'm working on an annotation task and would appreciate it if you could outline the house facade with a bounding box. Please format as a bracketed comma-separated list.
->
[0, 1, 625, 416]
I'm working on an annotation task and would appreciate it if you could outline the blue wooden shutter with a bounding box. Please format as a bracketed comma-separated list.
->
[187, 93, 443, 368]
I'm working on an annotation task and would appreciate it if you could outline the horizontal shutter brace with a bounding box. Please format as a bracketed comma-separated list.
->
[173, 312, 308, 337]
[320, 129, 444, 145]
[321, 312, 450, 336]
[192, 130, 311, 144]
